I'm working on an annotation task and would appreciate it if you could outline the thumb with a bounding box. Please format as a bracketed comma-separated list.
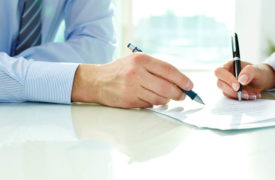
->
[238, 65, 258, 85]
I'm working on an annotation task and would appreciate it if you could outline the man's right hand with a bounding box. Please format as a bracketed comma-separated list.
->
[71, 53, 193, 108]
[215, 60, 275, 100]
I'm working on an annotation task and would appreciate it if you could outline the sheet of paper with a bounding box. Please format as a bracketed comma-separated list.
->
[149, 98, 275, 130]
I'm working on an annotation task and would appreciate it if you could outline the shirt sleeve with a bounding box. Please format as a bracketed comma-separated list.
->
[0, 52, 79, 104]
[17, 0, 116, 64]
[264, 52, 275, 70]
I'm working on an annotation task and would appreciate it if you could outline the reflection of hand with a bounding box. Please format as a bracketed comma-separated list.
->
[71, 53, 193, 108]
[215, 60, 275, 100]
[72, 104, 190, 162]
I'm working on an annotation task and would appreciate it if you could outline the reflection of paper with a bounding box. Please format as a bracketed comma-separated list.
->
[149, 98, 275, 130]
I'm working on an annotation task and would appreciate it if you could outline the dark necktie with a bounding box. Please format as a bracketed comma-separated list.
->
[14, 0, 42, 56]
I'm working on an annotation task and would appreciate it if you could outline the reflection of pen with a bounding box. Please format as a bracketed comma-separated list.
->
[127, 43, 205, 105]
[231, 33, 242, 101]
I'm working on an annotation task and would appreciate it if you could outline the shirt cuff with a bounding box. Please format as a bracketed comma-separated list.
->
[264, 53, 275, 70]
[24, 61, 79, 104]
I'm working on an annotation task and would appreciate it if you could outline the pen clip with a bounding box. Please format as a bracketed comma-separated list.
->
[231, 33, 240, 58]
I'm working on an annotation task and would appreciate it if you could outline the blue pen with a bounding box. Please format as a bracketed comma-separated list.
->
[127, 43, 205, 105]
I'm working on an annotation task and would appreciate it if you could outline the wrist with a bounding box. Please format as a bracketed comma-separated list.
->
[71, 64, 100, 103]
[262, 64, 275, 90]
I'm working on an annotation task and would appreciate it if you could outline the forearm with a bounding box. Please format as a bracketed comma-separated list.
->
[261, 64, 275, 90]
[264, 53, 275, 90]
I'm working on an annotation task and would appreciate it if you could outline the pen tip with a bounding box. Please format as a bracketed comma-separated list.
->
[238, 92, 242, 101]
[194, 96, 205, 105]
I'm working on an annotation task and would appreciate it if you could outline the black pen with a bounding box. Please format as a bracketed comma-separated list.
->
[127, 43, 205, 105]
[232, 33, 242, 101]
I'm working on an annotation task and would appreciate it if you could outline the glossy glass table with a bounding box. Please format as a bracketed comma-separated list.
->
[1, 72, 275, 180]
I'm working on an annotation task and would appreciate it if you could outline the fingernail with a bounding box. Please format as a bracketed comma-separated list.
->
[249, 95, 257, 100]
[257, 94, 262, 99]
[238, 75, 248, 85]
[179, 94, 186, 101]
[242, 93, 249, 100]
[232, 83, 239, 91]
[185, 80, 192, 90]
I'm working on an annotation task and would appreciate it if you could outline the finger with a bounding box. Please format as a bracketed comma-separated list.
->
[222, 60, 234, 72]
[215, 67, 240, 91]
[217, 80, 238, 98]
[222, 92, 250, 100]
[130, 98, 153, 108]
[217, 80, 260, 100]
[143, 56, 193, 91]
[139, 87, 169, 106]
[140, 70, 184, 101]
[222, 92, 237, 100]
[241, 86, 261, 100]
[223, 91, 260, 101]
[238, 65, 259, 86]
[222, 60, 252, 72]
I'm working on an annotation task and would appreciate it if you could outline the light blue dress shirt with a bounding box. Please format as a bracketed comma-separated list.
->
[0, 0, 116, 104]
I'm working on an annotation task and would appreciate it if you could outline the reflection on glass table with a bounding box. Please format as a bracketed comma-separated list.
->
[1, 72, 275, 180]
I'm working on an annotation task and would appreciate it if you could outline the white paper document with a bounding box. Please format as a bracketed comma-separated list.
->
[149, 98, 275, 130]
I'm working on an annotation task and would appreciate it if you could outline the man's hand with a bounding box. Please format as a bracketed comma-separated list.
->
[215, 61, 275, 100]
[71, 53, 193, 108]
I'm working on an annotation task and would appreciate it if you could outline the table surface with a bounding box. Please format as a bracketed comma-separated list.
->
[1, 72, 275, 180]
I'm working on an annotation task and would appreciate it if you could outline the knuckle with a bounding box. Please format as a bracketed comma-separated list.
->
[131, 53, 146, 64]
[163, 64, 176, 76]
[124, 67, 139, 79]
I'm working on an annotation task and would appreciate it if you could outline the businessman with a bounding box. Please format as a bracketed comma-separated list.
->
[215, 54, 275, 100]
[0, 0, 193, 108]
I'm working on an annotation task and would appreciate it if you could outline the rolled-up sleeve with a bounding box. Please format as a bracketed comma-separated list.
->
[0, 0, 115, 103]
[0, 52, 79, 104]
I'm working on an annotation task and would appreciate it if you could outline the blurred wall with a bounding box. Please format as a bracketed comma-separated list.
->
[235, 0, 275, 63]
